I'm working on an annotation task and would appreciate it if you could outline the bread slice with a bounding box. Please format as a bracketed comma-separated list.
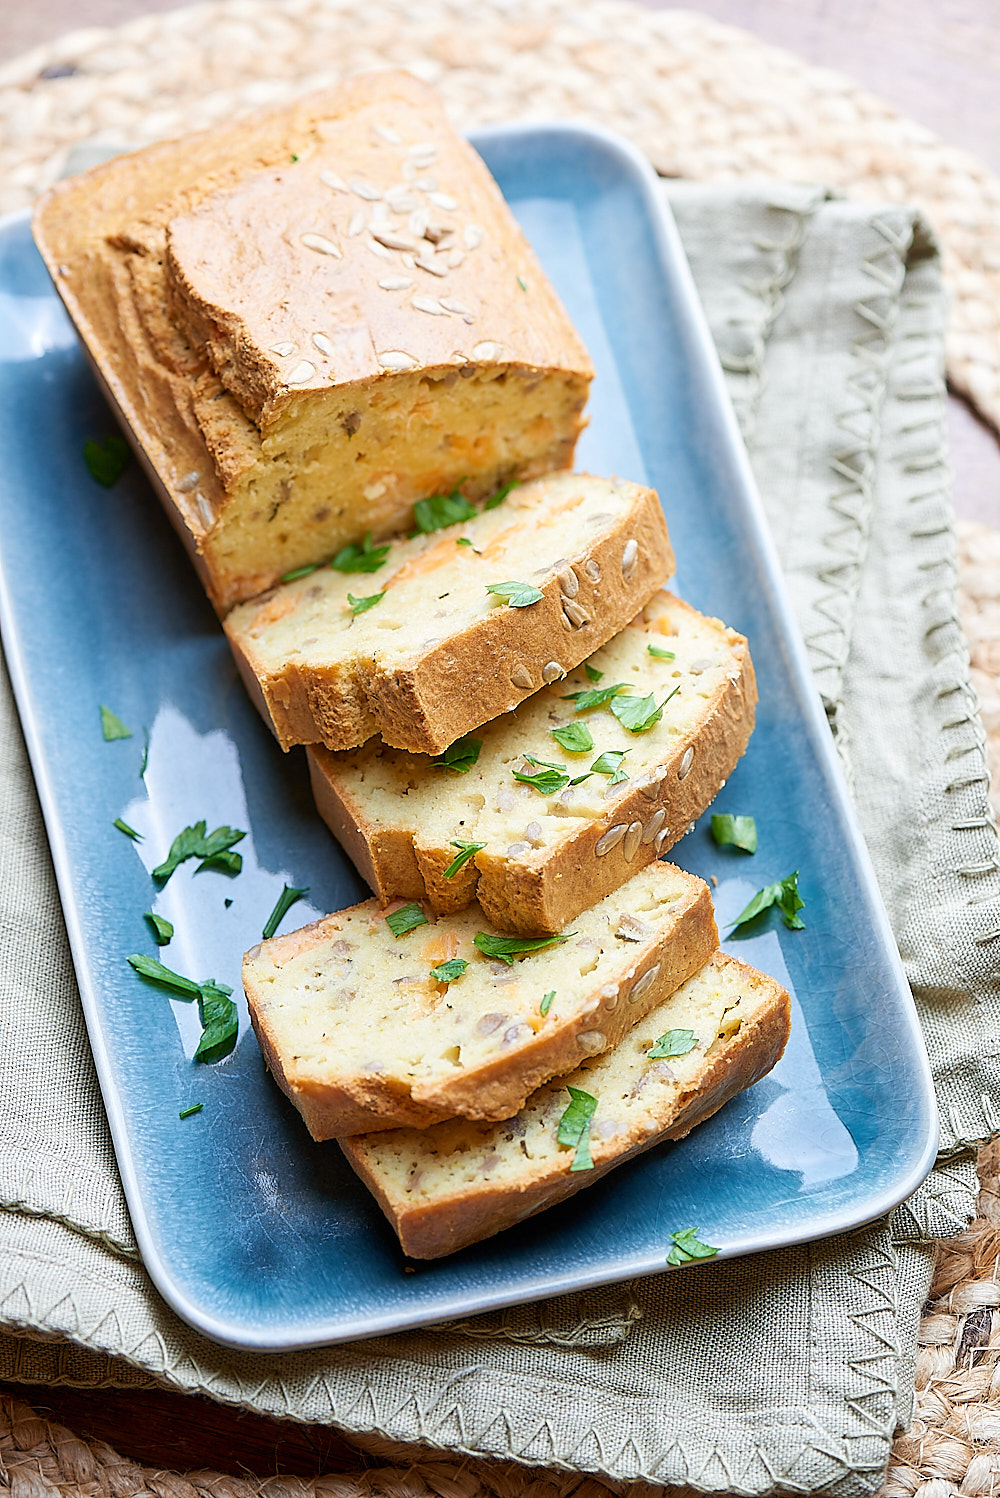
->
[341, 952, 790, 1258]
[242, 861, 717, 1139]
[309, 591, 756, 935]
[32, 71, 592, 614]
[224, 472, 672, 755]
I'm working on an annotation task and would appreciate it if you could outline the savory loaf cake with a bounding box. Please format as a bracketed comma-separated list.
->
[32, 71, 593, 613]
[309, 591, 756, 935]
[242, 861, 716, 1139]
[224, 472, 672, 755]
[342, 952, 790, 1258]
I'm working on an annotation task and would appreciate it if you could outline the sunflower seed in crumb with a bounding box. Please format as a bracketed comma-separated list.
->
[678, 747, 694, 780]
[408, 209, 430, 237]
[595, 824, 627, 857]
[319, 169, 348, 192]
[286, 360, 315, 385]
[585, 559, 601, 583]
[562, 599, 589, 629]
[408, 141, 438, 159]
[415, 175, 439, 192]
[369, 200, 391, 225]
[379, 276, 413, 291]
[497, 788, 517, 813]
[373, 229, 417, 252]
[511, 665, 533, 690]
[622, 822, 643, 863]
[401, 253, 416, 270]
[350, 178, 382, 200]
[557, 566, 579, 598]
[377, 350, 419, 371]
[373, 123, 402, 144]
[401, 159, 418, 181]
[436, 300, 468, 319]
[630, 966, 660, 1003]
[428, 191, 459, 210]
[577, 1031, 606, 1054]
[177, 471, 200, 492]
[300, 232, 341, 257]
[412, 295, 448, 316]
[269, 341, 296, 357]
[507, 841, 529, 857]
[367, 237, 393, 260]
[542, 661, 563, 684]
[312, 332, 334, 357]
[447, 249, 466, 269]
[386, 190, 419, 213]
[415, 253, 448, 278]
[473, 340, 502, 360]
[642, 809, 666, 844]
[464, 224, 484, 249]
[622, 538, 639, 578]
[525, 821, 542, 843]
[346, 210, 366, 237]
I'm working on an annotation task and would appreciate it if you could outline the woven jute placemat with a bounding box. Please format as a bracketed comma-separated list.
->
[3, 2, 1000, 1493]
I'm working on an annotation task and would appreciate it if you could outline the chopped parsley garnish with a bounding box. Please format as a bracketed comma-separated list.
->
[443, 841, 485, 878]
[513, 765, 569, 795]
[584, 664, 603, 683]
[262, 884, 309, 940]
[730, 870, 805, 932]
[648, 1028, 697, 1059]
[456, 537, 473, 547]
[562, 682, 631, 711]
[197, 849, 242, 876]
[84, 434, 130, 487]
[485, 580, 544, 608]
[143, 911, 173, 946]
[113, 817, 142, 841]
[386, 902, 428, 938]
[647, 643, 676, 660]
[100, 705, 132, 741]
[127, 953, 201, 1001]
[280, 562, 319, 582]
[347, 589, 385, 615]
[330, 531, 391, 574]
[178, 1104, 203, 1119]
[414, 487, 477, 533]
[557, 1086, 598, 1171]
[666, 1227, 719, 1265]
[551, 722, 593, 754]
[610, 687, 678, 733]
[139, 729, 149, 779]
[152, 822, 246, 884]
[588, 749, 630, 784]
[473, 930, 573, 966]
[194, 980, 238, 1063]
[484, 478, 520, 510]
[711, 814, 758, 854]
[540, 990, 556, 1017]
[430, 735, 481, 773]
[430, 957, 468, 984]
[224, 898, 233, 909]
[517, 276, 528, 292]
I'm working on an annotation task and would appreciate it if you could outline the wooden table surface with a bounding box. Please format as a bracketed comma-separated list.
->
[1, 0, 999, 1477]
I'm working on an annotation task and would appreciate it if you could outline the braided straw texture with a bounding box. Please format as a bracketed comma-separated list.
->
[3, 2, 1000, 1494]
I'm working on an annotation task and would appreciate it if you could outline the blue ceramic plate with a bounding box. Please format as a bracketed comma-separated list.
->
[0, 123, 937, 1351]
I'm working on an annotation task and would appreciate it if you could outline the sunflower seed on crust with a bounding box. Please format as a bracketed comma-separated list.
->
[412, 295, 448, 316]
[630, 965, 660, 1003]
[414, 254, 448, 278]
[473, 340, 502, 360]
[377, 350, 419, 371]
[379, 276, 413, 291]
[372, 229, 418, 252]
[576, 1031, 606, 1054]
[439, 298, 473, 317]
[585, 559, 601, 582]
[408, 142, 438, 162]
[622, 538, 639, 578]
[678, 747, 694, 780]
[428, 191, 459, 210]
[541, 661, 563, 684]
[595, 825, 627, 857]
[367, 237, 393, 259]
[319, 170, 348, 192]
[311, 332, 335, 357]
[346, 210, 366, 237]
[286, 360, 316, 385]
[562, 599, 589, 629]
[464, 224, 484, 249]
[373, 123, 402, 144]
[510, 665, 533, 690]
[300, 232, 342, 257]
[557, 566, 579, 598]
[622, 822, 643, 863]
[642, 809, 666, 844]
[350, 179, 382, 200]
[269, 341, 296, 357]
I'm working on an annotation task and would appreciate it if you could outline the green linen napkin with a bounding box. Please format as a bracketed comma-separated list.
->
[1, 179, 998, 1495]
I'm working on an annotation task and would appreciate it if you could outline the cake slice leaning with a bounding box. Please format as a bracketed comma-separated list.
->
[309, 590, 755, 935]
[341, 951, 790, 1258]
[242, 861, 717, 1139]
[225, 471, 672, 754]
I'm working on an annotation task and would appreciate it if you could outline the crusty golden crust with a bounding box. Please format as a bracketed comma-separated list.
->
[341, 953, 791, 1258]
[32, 71, 593, 614]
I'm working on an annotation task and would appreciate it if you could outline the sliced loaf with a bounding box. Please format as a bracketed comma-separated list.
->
[342, 951, 790, 1258]
[309, 591, 756, 935]
[224, 472, 672, 754]
[242, 861, 717, 1139]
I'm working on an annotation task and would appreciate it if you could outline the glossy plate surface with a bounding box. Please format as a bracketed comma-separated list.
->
[0, 123, 937, 1350]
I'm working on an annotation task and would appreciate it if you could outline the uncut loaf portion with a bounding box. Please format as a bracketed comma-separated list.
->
[343, 951, 790, 1258]
[225, 473, 671, 755]
[31, 71, 593, 614]
[242, 861, 716, 1139]
[309, 591, 755, 936]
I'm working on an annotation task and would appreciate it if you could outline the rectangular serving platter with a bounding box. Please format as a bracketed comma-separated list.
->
[0, 121, 937, 1351]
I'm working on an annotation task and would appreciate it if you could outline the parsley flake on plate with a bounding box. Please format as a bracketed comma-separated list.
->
[143, 911, 173, 946]
[262, 884, 309, 940]
[711, 814, 758, 854]
[386, 903, 429, 938]
[730, 870, 805, 932]
[557, 1086, 598, 1171]
[430, 735, 481, 773]
[648, 1028, 697, 1059]
[113, 817, 142, 841]
[551, 722, 593, 754]
[443, 841, 486, 878]
[473, 930, 574, 966]
[430, 958, 468, 984]
[197, 849, 242, 877]
[178, 1104, 203, 1119]
[127, 953, 201, 1001]
[330, 531, 391, 574]
[153, 822, 246, 884]
[347, 589, 384, 616]
[194, 980, 239, 1063]
[666, 1227, 719, 1265]
[485, 580, 544, 608]
[414, 487, 476, 533]
[84, 434, 130, 487]
[100, 704, 132, 741]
